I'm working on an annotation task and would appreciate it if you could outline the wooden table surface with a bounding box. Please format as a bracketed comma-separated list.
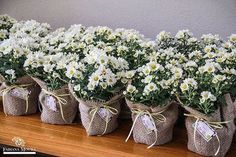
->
[0, 104, 235, 157]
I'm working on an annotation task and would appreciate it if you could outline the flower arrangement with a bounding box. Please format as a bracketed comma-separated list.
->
[113, 28, 156, 69]
[176, 34, 236, 156]
[78, 26, 156, 69]
[124, 60, 182, 106]
[178, 41, 236, 115]
[0, 20, 50, 116]
[10, 20, 50, 42]
[0, 15, 16, 41]
[24, 51, 78, 124]
[156, 30, 200, 53]
[0, 20, 51, 85]
[24, 52, 79, 90]
[69, 47, 129, 102]
[23, 25, 81, 124]
[40, 24, 86, 55]
[0, 13, 235, 154]
[200, 34, 222, 47]
[123, 50, 181, 147]
[67, 47, 129, 135]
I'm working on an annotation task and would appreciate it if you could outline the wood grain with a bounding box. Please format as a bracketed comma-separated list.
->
[0, 103, 235, 157]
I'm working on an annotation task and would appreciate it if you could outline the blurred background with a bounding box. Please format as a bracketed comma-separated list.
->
[0, 0, 236, 39]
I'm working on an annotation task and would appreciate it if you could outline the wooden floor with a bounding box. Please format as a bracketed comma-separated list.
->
[0, 103, 235, 157]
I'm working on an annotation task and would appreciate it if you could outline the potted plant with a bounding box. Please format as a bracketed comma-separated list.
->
[123, 56, 182, 148]
[0, 19, 50, 115]
[223, 34, 236, 143]
[176, 40, 236, 156]
[24, 47, 79, 124]
[68, 47, 129, 135]
[0, 15, 17, 101]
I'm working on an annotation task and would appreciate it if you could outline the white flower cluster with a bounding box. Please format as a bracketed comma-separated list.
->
[1, 15, 236, 108]
[200, 91, 216, 103]
[10, 20, 50, 39]
[177, 33, 236, 114]
[24, 51, 79, 89]
[69, 48, 129, 100]
[124, 59, 182, 106]
[201, 34, 221, 46]
[0, 19, 51, 84]
[79, 26, 156, 68]
[156, 30, 199, 52]
[180, 78, 198, 92]
[0, 14, 16, 41]
[40, 25, 86, 55]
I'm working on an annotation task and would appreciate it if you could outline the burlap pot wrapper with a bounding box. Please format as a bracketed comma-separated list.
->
[36, 78, 78, 125]
[125, 98, 178, 148]
[119, 97, 131, 119]
[184, 93, 236, 157]
[0, 74, 5, 83]
[69, 83, 121, 136]
[234, 119, 236, 142]
[0, 76, 40, 116]
[0, 74, 5, 100]
[231, 96, 236, 142]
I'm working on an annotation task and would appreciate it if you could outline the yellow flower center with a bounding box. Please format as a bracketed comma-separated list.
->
[93, 76, 99, 81]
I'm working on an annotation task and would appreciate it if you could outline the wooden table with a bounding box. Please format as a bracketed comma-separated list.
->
[0, 105, 235, 157]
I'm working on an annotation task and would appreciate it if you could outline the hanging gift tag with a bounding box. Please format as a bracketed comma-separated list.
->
[46, 96, 58, 112]
[192, 120, 216, 142]
[141, 114, 156, 134]
[10, 87, 29, 99]
[98, 108, 112, 122]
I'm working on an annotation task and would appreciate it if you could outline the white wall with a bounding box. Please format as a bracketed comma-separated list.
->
[0, 0, 236, 39]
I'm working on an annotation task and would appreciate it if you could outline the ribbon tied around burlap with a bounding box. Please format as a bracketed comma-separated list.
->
[41, 89, 70, 123]
[184, 113, 232, 156]
[125, 108, 167, 149]
[176, 94, 232, 156]
[0, 83, 32, 115]
[88, 104, 119, 136]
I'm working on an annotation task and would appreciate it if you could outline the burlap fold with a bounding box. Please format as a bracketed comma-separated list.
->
[0, 74, 5, 83]
[231, 96, 236, 143]
[0, 74, 5, 101]
[1, 76, 40, 116]
[0, 83, 4, 101]
[125, 99, 178, 147]
[234, 119, 236, 142]
[184, 93, 236, 157]
[69, 83, 121, 136]
[33, 77, 78, 124]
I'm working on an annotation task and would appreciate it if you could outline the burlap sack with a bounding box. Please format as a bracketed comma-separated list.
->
[33, 78, 78, 124]
[69, 84, 121, 136]
[231, 96, 236, 143]
[0, 83, 4, 101]
[1, 76, 40, 116]
[185, 93, 236, 157]
[119, 97, 131, 119]
[125, 99, 178, 147]
[0, 74, 5, 101]
[234, 119, 236, 142]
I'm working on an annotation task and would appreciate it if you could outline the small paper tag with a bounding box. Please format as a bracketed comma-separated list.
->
[10, 87, 29, 99]
[193, 120, 216, 142]
[98, 108, 112, 121]
[141, 114, 156, 134]
[46, 96, 57, 112]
